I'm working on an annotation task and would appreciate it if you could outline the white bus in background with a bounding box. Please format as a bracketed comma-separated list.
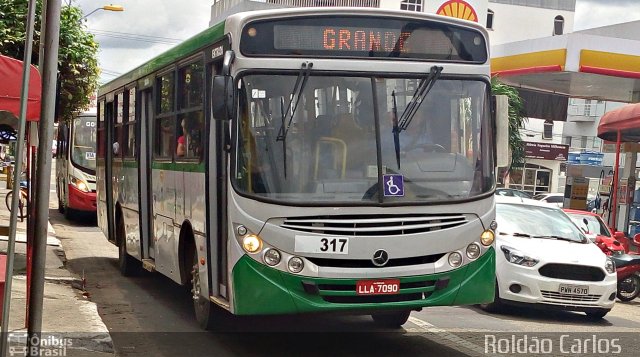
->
[55, 110, 97, 220]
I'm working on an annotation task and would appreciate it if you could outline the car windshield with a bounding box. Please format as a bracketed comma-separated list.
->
[71, 115, 97, 172]
[496, 203, 587, 242]
[566, 213, 611, 237]
[233, 73, 493, 204]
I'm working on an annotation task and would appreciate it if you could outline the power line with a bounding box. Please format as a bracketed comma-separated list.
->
[100, 69, 122, 76]
[88, 28, 183, 45]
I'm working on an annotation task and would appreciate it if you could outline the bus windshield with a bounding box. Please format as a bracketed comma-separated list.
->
[233, 73, 493, 204]
[71, 115, 97, 172]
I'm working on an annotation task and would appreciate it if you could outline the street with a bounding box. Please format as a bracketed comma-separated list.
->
[49, 208, 640, 357]
[42, 154, 640, 357]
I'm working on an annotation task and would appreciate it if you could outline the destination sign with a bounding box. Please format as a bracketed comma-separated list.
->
[240, 16, 487, 62]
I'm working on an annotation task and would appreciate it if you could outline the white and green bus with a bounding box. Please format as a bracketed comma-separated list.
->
[97, 7, 502, 329]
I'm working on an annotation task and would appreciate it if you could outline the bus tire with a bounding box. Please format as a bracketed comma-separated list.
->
[57, 185, 64, 213]
[64, 206, 76, 221]
[371, 310, 411, 328]
[117, 216, 139, 276]
[191, 250, 217, 330]
[479, 280, 503, 313]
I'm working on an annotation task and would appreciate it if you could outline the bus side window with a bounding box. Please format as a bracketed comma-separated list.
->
[176, 112, 203, 159]
[123, 88, 136, 158]
[176, 61, 204, 160]
[154, 72, 176, 159]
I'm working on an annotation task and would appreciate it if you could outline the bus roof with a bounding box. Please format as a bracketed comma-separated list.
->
[98, 7, 488, 97]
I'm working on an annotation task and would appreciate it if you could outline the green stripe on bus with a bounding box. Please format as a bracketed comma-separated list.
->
[231, 247, 495, 315]
[151, 161, 206, 172]
[99, 21, 225, 95]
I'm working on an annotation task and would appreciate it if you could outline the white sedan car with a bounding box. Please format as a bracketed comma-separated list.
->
[483, 196, 617, 319]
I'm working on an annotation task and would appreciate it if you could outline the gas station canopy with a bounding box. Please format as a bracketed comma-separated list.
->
[491, 22, 640, 104]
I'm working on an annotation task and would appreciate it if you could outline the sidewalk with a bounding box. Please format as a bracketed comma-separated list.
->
[0, 180, 114, 356]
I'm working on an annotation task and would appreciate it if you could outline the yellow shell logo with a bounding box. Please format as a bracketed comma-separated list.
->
[437, 0, 478, 22]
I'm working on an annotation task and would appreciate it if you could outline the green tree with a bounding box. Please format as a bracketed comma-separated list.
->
[491, 77, 526, 170]
[0, 0, 99, 121]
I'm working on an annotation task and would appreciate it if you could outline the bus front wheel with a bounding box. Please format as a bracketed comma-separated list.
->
[371, 310, 411, 328]
[192, 251, 217, 330]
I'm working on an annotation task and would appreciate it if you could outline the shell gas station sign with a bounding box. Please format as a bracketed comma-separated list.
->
[424, 0, 488, 24]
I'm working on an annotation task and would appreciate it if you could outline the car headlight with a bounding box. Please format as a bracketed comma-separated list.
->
[500, 245, 539, 267]
[605, 257, 616, 274]
[70, 176, 90, 193]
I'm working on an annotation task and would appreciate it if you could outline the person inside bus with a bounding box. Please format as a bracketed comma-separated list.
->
[176, 114, 204, 158]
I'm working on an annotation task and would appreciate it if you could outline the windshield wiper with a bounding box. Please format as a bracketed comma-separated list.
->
[276, 61, 313, 177]
[277, 61, 313, 143]
[510, 232, 532, 237]
[396, 65, 443, 133]
[532, 235, 583, 243]
[391, 90, 401, 169]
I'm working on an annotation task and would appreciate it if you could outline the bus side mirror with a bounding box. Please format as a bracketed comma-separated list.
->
[492, 94, 509, 168]
[212, 75, 234, 121]
[212, 50, 235, 121]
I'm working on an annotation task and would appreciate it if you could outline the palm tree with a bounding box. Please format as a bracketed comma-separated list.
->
[491, 77, 526, 171]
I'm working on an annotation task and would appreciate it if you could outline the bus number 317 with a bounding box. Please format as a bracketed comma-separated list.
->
[320, 238, 347, 253]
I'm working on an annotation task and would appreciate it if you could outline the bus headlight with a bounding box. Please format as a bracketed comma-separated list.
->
[480, 230, 495, 246]
[263, 248, 281, 266]
[242, 235, 262, 253]
[70, 176, 90, 193]
[448, 252, 463, 267]
[287, 257, 304, 273]
[466, 243, 481, 259]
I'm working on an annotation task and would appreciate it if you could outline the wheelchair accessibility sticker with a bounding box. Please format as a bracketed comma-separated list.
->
[383, 174, 404, 197]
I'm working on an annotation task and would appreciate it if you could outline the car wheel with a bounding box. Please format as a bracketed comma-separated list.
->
[585, 309, 609, 320]
[371, 310, 411, 328]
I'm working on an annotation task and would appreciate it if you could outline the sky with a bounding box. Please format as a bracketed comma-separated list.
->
[76, 0, 212, 84]
[74, 0, 640, 84]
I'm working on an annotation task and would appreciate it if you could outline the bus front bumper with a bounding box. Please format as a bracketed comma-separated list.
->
[231, 247, 495, 315]
[68, 184, 97, 212]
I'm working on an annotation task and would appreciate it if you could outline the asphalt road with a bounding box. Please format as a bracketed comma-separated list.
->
[48, 209, 640, 357]
[34, 162, 640, 356]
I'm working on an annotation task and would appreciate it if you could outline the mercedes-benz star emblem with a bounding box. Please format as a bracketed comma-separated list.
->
[371, 249, 389, 267]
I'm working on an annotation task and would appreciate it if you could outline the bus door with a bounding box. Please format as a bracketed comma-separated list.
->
[55, 122, 68, 207]
[104, 100, 116, 243]
[139, 88, 154, 258]
[206, 59, 226, 299]
[112, 92, 125, 240]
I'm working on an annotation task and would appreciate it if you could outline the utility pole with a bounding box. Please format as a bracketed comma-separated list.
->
[0, 0, 37, 356]
[26, 0, 61, 355]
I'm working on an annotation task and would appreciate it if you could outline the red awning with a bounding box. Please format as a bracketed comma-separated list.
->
[597, 103, 640, 142]
[0, 54, 41, 121]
